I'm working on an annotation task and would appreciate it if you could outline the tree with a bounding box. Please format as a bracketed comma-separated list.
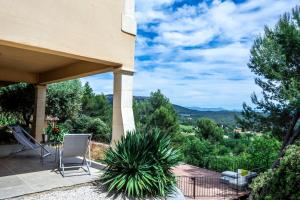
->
[81, 82, 112, 124]
[82, 82, 93, 98]
[0, 80, 84, 128]
[246, 135, 280, 171]
[238, 7, 300, 167]
[46, 80, 83, 122]
[149, 89, 170, 109]
[133, 99, 150, 130]
[82, 82, 94, 112]
[182, 135, 213, 167]
[196, 118, 224, 142]
[148, 106, 179, 135]
[83, 94, 111, 122]
[134, 90, 179, 136]
[0, 83, 35, 126]
[148, 90, 179, 135]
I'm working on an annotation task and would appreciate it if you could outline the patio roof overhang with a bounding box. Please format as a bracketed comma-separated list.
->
[0, 0, 137, 145]
[0, 42, 120, 85]
[0, 0, 137, 86]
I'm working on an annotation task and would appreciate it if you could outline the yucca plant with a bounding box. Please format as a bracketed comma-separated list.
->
[101, 129, 181, 199]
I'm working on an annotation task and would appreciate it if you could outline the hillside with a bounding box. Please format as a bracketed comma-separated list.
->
[173, 104, 240, 126]
[106, 94, 240, 126]
[188, 107, 226, 112]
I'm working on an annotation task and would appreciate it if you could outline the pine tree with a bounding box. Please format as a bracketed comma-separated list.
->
[82, 82, 94, 113]
[134, 90, 179, 136]
[238, 6, 300, 167]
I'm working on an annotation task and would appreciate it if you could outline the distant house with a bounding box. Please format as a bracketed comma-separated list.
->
[234, 128, 243, 134]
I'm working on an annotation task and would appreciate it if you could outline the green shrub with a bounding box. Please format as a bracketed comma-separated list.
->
[179, 124, 195, 135]
[250, 170, 273, 200]
[207, 155, 248, 172]
[64, 115, 111, 143]
[172, 131, 187, 144]
[101, 129, 181, 199]
[246, 135, 280, 171]
[86, 118, 111, 143]
[250, 142, 300, 199]
[181, 136, 213, 167]
[64, 115, 90, 133]
[221, 138, 250, 155]
[0, 113, 22, 127]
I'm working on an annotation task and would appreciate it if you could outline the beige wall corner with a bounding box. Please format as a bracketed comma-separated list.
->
[32, 84, 46, 142]
[111, 70, 135, 146]
[0, 0, 136, 69]
[122, 0, 137, 35]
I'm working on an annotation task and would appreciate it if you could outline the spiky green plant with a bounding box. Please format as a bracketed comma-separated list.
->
[101, 129, 181, 199]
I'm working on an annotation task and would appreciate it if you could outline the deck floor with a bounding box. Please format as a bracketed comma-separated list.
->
[0, 145, 104, 199]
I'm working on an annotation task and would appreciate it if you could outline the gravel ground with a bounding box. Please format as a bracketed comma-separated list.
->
[10, 183, 186, 200]
[11, 184, 126, 200]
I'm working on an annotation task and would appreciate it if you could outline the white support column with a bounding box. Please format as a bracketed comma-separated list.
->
[32, 85, 46, 142]
[111, 70, 135, 145]
[122, 0, 137, 35]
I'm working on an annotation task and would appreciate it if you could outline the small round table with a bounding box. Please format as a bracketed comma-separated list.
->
[41, 141, 62, 165]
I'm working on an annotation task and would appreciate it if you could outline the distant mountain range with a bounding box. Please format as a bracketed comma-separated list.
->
[188, 107, 226, 112]
[172, 104, 240, 126]
[188, 107, 242, 112]
[106, 95, 241, 126]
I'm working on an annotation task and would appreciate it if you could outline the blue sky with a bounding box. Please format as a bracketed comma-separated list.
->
[82, 0, 300, 110]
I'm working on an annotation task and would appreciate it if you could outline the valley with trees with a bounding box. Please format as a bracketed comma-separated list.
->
[0, 81, 282, 174]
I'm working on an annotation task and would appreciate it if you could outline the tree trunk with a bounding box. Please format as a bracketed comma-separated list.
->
[22, 112, 32, 128]
[272, 110, 300, 168]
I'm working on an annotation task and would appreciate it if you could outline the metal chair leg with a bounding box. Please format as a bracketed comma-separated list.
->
[85, 158, 91, 175]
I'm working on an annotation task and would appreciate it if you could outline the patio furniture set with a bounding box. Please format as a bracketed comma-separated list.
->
[8, 125, 92, 177]
[220, 169, 258, 190]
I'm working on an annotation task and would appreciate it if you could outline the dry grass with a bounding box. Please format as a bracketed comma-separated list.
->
[90, 141, 109, 161]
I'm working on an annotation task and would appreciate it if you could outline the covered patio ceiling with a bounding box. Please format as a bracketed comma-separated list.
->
[0, 41, 136, 144]
[0, 0, 137, 144]
[0, 42, 121, 86]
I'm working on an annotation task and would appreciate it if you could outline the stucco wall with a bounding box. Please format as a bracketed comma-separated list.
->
[0, 0, 135, 71]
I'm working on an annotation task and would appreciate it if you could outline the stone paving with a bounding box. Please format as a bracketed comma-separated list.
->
[0, 145, 104, 199]
[0, 148, 244, 200]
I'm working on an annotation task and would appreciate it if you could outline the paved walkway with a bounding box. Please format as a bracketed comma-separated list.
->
[0, 147, 243, 200]
[0, 145, 104, 199]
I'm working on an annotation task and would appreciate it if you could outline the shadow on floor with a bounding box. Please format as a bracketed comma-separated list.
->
[0, 144, 105, 199]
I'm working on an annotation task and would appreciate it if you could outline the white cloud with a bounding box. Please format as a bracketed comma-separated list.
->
[135, 0, 175, 24]
[82, 0, 300, 109]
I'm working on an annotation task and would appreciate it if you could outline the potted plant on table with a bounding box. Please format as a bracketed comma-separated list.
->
[45, 124, 68, 144]
[42, 116, 60, 143]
